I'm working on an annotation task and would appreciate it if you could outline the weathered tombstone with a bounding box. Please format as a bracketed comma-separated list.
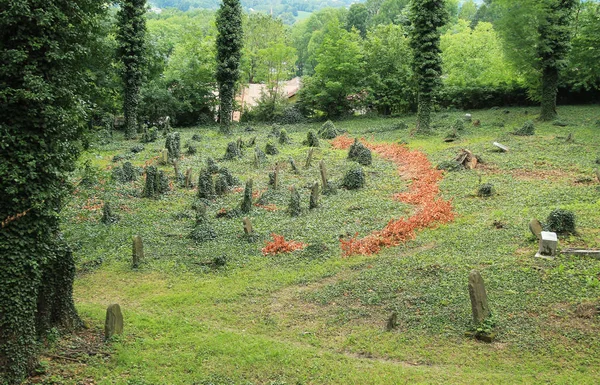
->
[105, 304, 123, 340]
[240, 179, 253, 213]
[561, 248, 600, 259]
[468, 270, 490, 324]
[268, 169, 278, 189]
[595, 168, 600, 183]
[159, 148, 169, 165]
[565, 132, 574, 143]
[536, 231, 558, 259]
[253, 151, 259, 169]
[189, 203, 217, 242]
[165, 132, 181, 162]
[528, 218, 543, 240]
[132, 235, 143, 268]
[224, 141, 241, 160]
[197, 168, 215, 199]
[101, 202, 119, 224]
[492, 142, 509, 152]
[319, 160, 328, 193]
[236, 137, 244, 152]
[243, 217, 253, 235]
[386, 312, 398, 331]
[309, 182, 319, 209]
[305, 148, 314, 169]
[185, 168, 193, 188]
[464, 113, 472, 122]
[289, 157, 298, 173]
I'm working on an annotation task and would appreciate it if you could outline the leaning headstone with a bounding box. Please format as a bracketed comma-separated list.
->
[319, 160, 328, 193]
[240, 179, 253, 213]
[243, 217, 253, 235]
[309, 182, 319, 209]
[132, 235, 143, 268]
[528, 218, 543, 240]
[468, 270, 490, 324]
[536, 231, 558, 259]
[305, 148, 314, 169]
[492, 142, 509, 152]
[104, 304, 123, 340]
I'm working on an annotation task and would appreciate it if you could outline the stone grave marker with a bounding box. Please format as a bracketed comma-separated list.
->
[536, 231, 558, 259]
[132, 235, 143, 268]
[468, 270, 490, 324]
[159, 148, 169, 165]
[305, 148, 314, 169]
[528, 218, 543, 239]
[386, 312, 398, 331]
[596, 168, 600, 183]
[185, 168, 193, 188]
[241, 179, 253, 213]
[493, 142, 509, 152]
[464, 113, 472, 122]
[104, 303, 123, 340]
[319, 160, 327, 193]
[243, 217, 253, 235]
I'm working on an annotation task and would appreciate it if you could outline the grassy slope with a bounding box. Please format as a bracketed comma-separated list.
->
[49, 106, 600, 384]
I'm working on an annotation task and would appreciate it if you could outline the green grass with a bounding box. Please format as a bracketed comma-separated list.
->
[37, 106, 600, 384]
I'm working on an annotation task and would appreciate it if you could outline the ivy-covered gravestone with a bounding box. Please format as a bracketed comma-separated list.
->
[165, 132, 181, 162]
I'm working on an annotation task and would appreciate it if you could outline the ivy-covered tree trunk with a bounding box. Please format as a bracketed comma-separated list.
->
[0, 1, 101, 383]
[117, 0, 147, 139]
[216, 0, 243, 133]
[537, 0, 577, 121]
[409, 0, 448, 134]
[540, 66, 559, 121]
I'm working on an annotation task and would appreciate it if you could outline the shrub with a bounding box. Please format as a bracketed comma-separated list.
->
[101, 202, 119, 224]
[513, 121, 535, 136]
[206, 157, 220, 174]
[304, 130, 319, 147]
[165, 132, 181, 161]
[141, 126, 159, 143]
[348, 139, 372, 166]
[288, 186, 302, 216]
[197, 168, 215, 199]
[142, 166, 169, 198]
[130, 144, 144, 153]
[546, 208, 576, 234]
[189, 204, 217, 243]
[186, 143, 197, 155]
[223, 142, 241, 160]
[279, 128, 290, 144]
[218, 167, 238, 187]
[214, 174, 229, 196]
[437, 160, 462, 172]
[318, 120, 338, 139]
[342, 166, 366, 190]
[278, 105, 305, 124]
[265, 141, 279, 155]
[477, 183, 494, 197]
[452, 118, 465, 132]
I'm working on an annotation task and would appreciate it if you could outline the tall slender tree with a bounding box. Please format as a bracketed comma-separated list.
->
[409, 0, 448, 134]
[494, 0, 577, 121]
[0, 1, 103, 383]
[538, 0, 578, 121]
[216, 0, 243, 132]
[117, 0, 147, 138]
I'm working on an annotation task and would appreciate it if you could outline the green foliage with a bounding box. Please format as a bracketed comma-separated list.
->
[297, 19, 364, 118]
[190, 204, 217, 242]
[345, 3, 369, 38]
[318, 120, 339, 139]
[288, 186, 302, 216]
[437, 160, 462, 171]
[198, 168, 216, 199]
[101, 202, 120, 225]
[165, 132, 182, 162]
[409, 0, 448, 132]
[117, 0, 147, 138]
[216, 0, 243, 130]
[567, 2, 600, 91]
[348, 139, 372, 166]
[305, 130, 320, 147]
[223, 142, 242, 160]
[363, 24, 415, 115]
[477, 183, 495, 197]
[141, 126, 159, 143]
[0, 0, 103, 381]
[513, 121, 535, 136]
[342, 166, 366, 190]
[113, 161, 140, 183]
[546, 208, 576, 234]
[265, 142, 279, 155]
[279, 129, 290, 144]
[143, 166, 169, 198]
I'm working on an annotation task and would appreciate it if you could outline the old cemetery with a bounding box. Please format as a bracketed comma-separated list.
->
[47, 106, 600, 384]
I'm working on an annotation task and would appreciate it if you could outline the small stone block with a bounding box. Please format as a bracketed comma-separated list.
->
[528, 218, 543, 239]
[132, 235, 143, 268]
[538, 231, 558, 257]
[104, 304, 123, 340]
[475, 332, 496, 343]
[493, 142, 509, 152]
[464, 114, 472, 122]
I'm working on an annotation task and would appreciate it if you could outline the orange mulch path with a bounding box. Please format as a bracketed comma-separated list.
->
[331, 135, 455, 256]
[262, 233, 307, 255]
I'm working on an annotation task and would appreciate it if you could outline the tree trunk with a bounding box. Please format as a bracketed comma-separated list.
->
[124, 87, 139, 139]
[540, 65, 559, 121]
[414, 93, 432, 134]
[219, 82, 234, 134]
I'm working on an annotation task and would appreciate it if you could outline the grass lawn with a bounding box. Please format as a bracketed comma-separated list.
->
[34, 105, 600, 384]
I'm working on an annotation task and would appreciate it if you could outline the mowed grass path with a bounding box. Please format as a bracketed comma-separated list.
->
[53, 106, 600, 384]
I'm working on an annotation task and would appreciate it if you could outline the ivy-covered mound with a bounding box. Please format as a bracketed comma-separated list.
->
[332, 135, 454, 256]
